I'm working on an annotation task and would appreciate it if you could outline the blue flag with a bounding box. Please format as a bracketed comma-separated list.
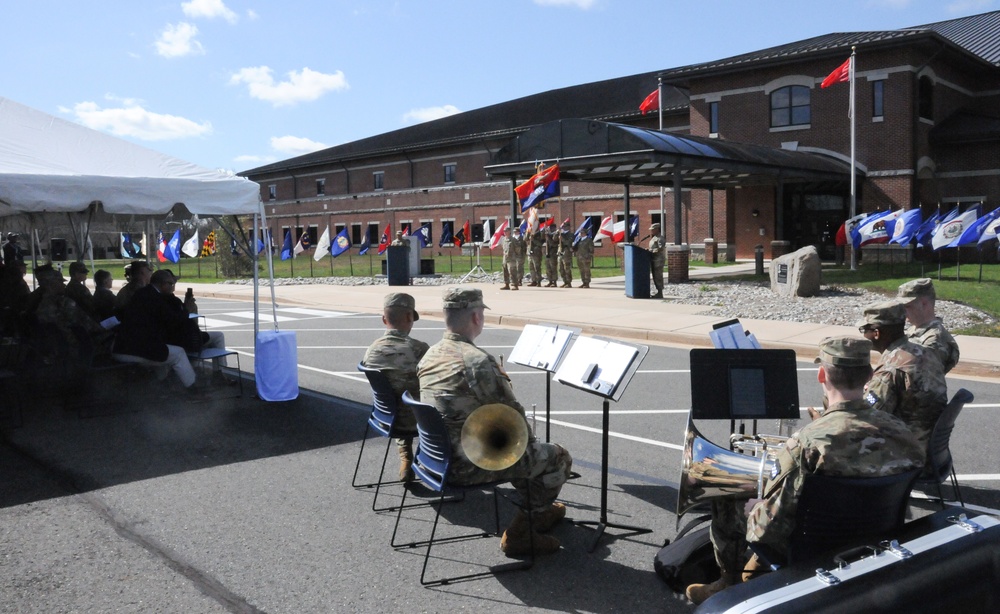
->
[888, 208, 923, 245]
[439, 225, 453, 247]
[928, 207, 960, 249]
[950, 206, 996, 247]
[329, 228, 351, 257]
[164, 230, 182, 263]
[628, 215, 640, 241]
[851, 210, 890, 249]
[280, 230, 293, 260]
[915, 210, 941, 247]
[359, 231, 371, 255]
[572, 218, 592, 247]
[415, 223, 431, 248]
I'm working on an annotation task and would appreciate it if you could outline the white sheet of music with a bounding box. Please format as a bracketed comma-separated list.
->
[553, 336, 639, 397]
[508, 324, 574, 372]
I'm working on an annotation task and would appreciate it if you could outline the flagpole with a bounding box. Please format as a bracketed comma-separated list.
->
[657, 76, 666, 232]
[849, 46, 858, 271]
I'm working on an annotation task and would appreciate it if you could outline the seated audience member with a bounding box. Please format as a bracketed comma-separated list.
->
[0, 259, 30, 336]
[685, 337, 925, 604]
[895, 278, 960, 373]
[64, 261, 95, 318]
[115, 260, 152, 315]
[92, 269, 117, 322]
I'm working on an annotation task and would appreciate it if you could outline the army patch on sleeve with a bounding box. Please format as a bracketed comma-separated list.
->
[864, 391, 878, 406]
[770, 459, 781, 480]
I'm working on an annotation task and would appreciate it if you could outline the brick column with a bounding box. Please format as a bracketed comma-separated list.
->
[703, 238, 717, 264]
[770, 240, 792, 259]
[667, 245, 690, 283]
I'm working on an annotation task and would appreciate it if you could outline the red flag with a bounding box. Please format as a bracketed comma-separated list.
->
[453, 220, 470, 247]
[639, 88, 659, 115]
[489, 219, 509, 249]
[377, 224, 391, 255]
[821, 57, 851, 88]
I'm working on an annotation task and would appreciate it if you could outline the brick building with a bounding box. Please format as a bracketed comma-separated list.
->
[241, 11, 1000, 262]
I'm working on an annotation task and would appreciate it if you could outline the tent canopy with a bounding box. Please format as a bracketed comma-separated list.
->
[0, 96, 260, 217]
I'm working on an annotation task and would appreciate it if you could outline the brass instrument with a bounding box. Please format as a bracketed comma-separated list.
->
[460, 403, 529, 471]
[676, 417, 784, 517]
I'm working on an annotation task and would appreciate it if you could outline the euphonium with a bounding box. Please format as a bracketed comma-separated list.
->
[676, 417, 777, 517]
[460, 403, 529, 471]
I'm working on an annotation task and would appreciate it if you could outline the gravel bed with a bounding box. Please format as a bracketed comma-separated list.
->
[223, 274, 994, 330]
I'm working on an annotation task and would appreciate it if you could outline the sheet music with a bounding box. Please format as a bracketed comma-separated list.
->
[508, 324, 574, 372]
[554, 336, 639, 397]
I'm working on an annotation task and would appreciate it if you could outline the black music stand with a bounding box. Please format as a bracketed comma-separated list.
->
[554, 335, 649, 552]
[508, 323, 578, 443]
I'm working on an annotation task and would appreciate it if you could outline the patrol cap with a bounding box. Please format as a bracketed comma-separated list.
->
[857, 301, 906, 329]
[442, 287, 490, 310]
[896, 278, 935, 303]
[650, 223, 660, 231]
[384, 292, 418, 321]
[34, 264, 65, 283]
[814, 336, 872, 367]
[69, 261, 89, 275]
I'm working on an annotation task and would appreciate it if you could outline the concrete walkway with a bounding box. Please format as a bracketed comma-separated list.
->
[196, 262, 1000, 381]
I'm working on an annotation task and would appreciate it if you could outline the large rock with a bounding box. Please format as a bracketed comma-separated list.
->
[770, 245, 821, 297]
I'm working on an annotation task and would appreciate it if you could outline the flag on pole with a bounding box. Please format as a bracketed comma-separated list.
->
[163, 229, 181, 263]
[857, 210, 903, 247]
[851, 210, 891, 249]
[415, 223, 431, 248]
[377, 224, 391, 255]
[938, 206, 980, 249]
[515, 164, 560, 212]
[597, 216, 614, 240]
[139, 233, 147, 258]
[439, 224, 453, 247]
[821, 57, 851, 88]
[454, 220, 470, 247]
[181, 230, 200, 258]
[359, 231, 371, 255]
[314, 226, 332, 261]
[280, 231, 293, 260]
[200, 230, 217, 257]
[888, 209, 923, 245]
[156, 230, 168, 263]
[572, 218, 593, 247]
[489, 219, 509, 249]
[329, 228, 351, 257]
[293, 233, 310, 256]
[930, 208, 962, 250]
[639, 88, 659, 115]
[120, 233, 141, 258]
[951, 206, 998, 247]
[519, 219, 528, 235]
[481, 219, 491, 247]
[915, 210, 942, 248]
[629, 215, 640, 241]
[979, 210, 1000, 245]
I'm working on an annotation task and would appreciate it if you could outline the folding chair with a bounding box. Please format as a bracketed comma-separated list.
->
[391, 391, 534, 586]
[913, 388, 972, 509]
[0, 341, 29, 427]
[353, 363, 419, 512]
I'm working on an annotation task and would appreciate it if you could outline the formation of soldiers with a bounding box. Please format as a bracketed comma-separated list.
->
[502, 222, 595, 290]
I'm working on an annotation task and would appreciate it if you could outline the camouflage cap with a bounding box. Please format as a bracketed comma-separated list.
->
[34, 264, 65, 283]
[814, 336, 873, 367]
[897, 278, 935, 302]
[857, 301, 906, 328]
[442, 287, 490, 310]
[650, 223, 660, 231]
[384, 292, 419, 321]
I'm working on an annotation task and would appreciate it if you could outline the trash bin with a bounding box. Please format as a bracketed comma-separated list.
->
[755, 244, 765, 275]
[386, 245, 410, 286]
[420, 259, 435, 275]
[624, 244, 651, 298]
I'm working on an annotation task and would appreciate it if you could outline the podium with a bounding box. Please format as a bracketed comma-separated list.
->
[386, 245, 409, 286]
[624, 244, 650, 298]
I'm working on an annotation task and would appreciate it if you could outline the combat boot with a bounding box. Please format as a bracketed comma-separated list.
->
[398, 440, 414, 482]
[512, 285, 519, 291]
[522, 503, 566, 532]
[685, 569, 738, 605]
[500, 284, 510, 290]
[652, 290, 663, 298]
[500, 513, 560, 557]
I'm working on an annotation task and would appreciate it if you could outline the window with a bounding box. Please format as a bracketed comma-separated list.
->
[709, 101, 719, 134]
[367, 223, 380, 245]
[351, 224, 362, 245]
[419, 220, 433, 244]
[316, 179, 325, 195]
[918, 76, 933, 121]
[770, 85, 810, 127]
[872, 80, 885, 119]
[268, 185, 276, 200]
[441, 220, 454, 246]
[373, 171, 384, 191]
[443, 163, 456, 184]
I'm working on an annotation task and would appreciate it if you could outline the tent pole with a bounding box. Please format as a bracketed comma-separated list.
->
[253, 212, 260, 345]
[258, 203, 279, 331]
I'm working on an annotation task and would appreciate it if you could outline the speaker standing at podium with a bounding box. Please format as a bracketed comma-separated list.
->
[418, 287, 573, 557]
[648, 223, 665, 298]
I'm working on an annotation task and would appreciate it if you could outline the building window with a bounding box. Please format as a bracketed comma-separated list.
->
[770, 85, 810, 127]
[441, 220, 454, 246]
[709, 101, 719, 134]
[367, 223, 380, 245]
[444, 163, 457, 184]
[373, 171, 384, 191]
[918, 76, 934, 121]
[872, 80, 885, 118]
[351, 224, 362, 245]
[316, 179, 325, 195]
[268, 185, 276, 200]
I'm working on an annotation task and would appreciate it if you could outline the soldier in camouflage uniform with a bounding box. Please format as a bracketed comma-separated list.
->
[526, 228, 545, 286]
[860, 301, 948, 447]
[648, 223, 665, 298]
[418, 287, 573, 556]
[544, 225, 559, 287]
[557, 221, 574, 288]
[500, 227, 518, 290]
[574, 227, 594, 288]
[895, 278, 960, 373]
[686, 337, 924, 605]
[512, 227, 526, 288]
[362, 293, 429, 481]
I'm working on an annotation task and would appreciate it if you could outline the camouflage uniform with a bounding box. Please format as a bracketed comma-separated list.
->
[418, 331, 572, 513]
[501, 233, 518, 289]
[362, 329, 429, 442]
[575, 233, 594, 288]
[865, 336, 948, 447]
[512, 232, 526, 285]
[544, 228, 559, 287]
[708, 399, 924, 573]
[908, 318, 960, 374]
[557, 226, 573, 287]
[648, 224, 665, 296]
[527, 230, 545, 286]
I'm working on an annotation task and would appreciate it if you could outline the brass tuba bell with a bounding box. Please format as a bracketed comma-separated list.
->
[460, 403, 529, 471]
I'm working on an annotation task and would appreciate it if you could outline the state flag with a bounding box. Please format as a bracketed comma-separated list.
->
[313, 226, 332, 261]
[377, 224, 391, 255]
[163, 230, 181, 263]
[280, 230, 293, 261]
[515, 164, 560, 212]
[330, 228, 351, 257]
[489, 219, 509, 249]
[181, 231, 200, 258]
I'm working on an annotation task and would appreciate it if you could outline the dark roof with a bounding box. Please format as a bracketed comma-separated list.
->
[909, 10, 1000, 65]
[241, 74, 687, 176]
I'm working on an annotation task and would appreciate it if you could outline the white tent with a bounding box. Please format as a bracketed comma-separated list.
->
[0, 96, 296, 401]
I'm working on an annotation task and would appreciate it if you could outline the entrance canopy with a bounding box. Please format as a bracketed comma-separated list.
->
[0, 96, 260, 217]
[484, 119, 855, 189]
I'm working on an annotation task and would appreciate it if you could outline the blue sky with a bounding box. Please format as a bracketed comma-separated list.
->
[3, 0, 995, 173]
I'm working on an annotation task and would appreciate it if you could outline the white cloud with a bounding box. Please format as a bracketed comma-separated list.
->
[229, 66, 348, 106]
[155, 22, 204, 58]
[269, 135, 329, 155]
[234, 154, 275, 164]
[533, 0, 598, 8]
[402, 105, 461, 124]
[246, 9, 259, 20]
[182, 0, 238, 23]
[67, 101, 213, 141]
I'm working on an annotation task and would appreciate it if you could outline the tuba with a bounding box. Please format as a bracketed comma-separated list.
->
[461, 403, 529, 471]
[676, 417, 780, 517]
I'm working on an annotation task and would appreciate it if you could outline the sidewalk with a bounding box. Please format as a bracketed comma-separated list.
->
[198, 262, 1000, 381]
